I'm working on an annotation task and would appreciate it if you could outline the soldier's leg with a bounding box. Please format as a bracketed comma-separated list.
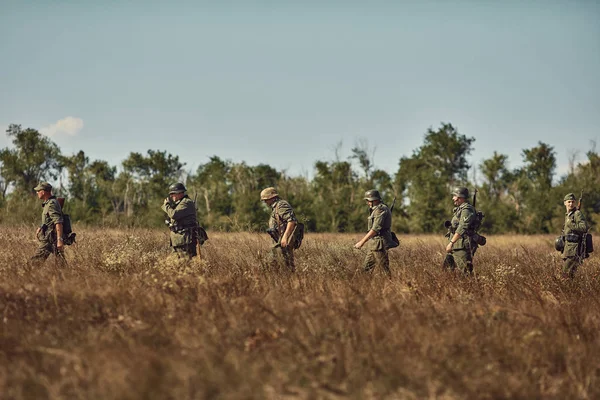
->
[562, 257, 579, 279]
[375, 250, 391, 278]
[443, 254, 456, 270]
[453, 249, 473, 276]
[363, 250, 376, 272]
[31, 241, 53, 265]
[282, 246, 295, 272]
[269, 244, 293, 271]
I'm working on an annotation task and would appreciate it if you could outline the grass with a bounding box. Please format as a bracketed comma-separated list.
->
[0, 227, 599, 399]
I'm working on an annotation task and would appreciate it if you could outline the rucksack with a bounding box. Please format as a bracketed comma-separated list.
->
[62, 214, 77, 245]
[293, 222, 305, 249]
[57, 198, 76, 245]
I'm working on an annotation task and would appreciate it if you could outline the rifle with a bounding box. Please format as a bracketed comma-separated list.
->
[472, 188, 478, 209]
[578, 190, 587, 261]
[390, 197, 396, 213]
[193, 192, 202, 260]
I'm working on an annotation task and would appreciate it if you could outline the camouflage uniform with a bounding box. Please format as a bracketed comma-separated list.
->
[561, 194, 589, 278]
[32, 195, 66, 265]
[363, 202, 393, 277]
[268, 198, 297, 271]
[162, 194, 199, 258]
[444, 201, 478, 275]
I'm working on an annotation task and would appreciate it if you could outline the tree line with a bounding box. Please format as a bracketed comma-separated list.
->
[1, 123, 598, 234]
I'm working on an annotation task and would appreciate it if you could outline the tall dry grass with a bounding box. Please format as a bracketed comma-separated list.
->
[0, 227, 599, 399]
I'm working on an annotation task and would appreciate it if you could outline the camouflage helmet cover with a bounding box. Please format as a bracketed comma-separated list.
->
[364, 189, 381, 201]
[452, 187, 470, 199]
[563, 193, 576, 202]
[168, 182, 187, 194]
[260, 187, 279, 201]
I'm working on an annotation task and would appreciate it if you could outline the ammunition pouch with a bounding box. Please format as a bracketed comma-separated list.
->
[472, 233, 486, 246]
[389, 232, 400, 249]
[554, 236, 565, 252]
[565, 233, 580, 243]
[585, 233, 594, 253]
[266, 227, 280, 243]
[197, 226, 209, 245]
[63, 232, 77, 245]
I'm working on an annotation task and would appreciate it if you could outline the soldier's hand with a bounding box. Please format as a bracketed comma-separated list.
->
[281, 237, 289, 248]
[36, 227, 41, 235]
[354, 241, 364, 249]
[57, 239, 64, 251]
[445, 242, 454, 253]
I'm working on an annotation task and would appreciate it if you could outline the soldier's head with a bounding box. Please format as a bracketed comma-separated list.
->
[168, 182, 187, 201]
[260, 187, 279, 206]
[451, 187, 469, 206]
[563, 193, 577, 212]
[364, 189, 381, 206]
[33, 182, 53, 201]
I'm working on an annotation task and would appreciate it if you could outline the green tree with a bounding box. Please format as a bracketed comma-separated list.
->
[395, 123, 475, 232]
[0, 124, 62, 195]
[516, 142, 557, 233]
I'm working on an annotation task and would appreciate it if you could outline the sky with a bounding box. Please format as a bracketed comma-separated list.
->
[1, 1, 599, 182]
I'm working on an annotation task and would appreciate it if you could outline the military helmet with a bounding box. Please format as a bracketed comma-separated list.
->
[364, 189, 381, 201]
[168, 182, 187, 194]
[452, 187, 469, 199]
[564, 193, 576, 202]
[260, 187, 279, 201]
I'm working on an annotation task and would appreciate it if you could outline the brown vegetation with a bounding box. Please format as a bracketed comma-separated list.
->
[0, 227, 599, 399]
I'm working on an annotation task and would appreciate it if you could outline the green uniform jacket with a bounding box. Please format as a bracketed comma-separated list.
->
[562, 209, 588, 258]
[269, 199, 297, 239]
[162, 196, 198, 247]
[41, 196, 63, 241]
[450, 202, 476, 250]
[367, 203, 393, 251]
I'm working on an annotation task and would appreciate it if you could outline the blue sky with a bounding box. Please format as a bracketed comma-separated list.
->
[1, 1, 599, 181]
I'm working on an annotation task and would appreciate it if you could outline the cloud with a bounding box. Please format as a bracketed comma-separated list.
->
[41, 117, 84, 137]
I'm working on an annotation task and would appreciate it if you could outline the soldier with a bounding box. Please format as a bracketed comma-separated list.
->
[444, 187, 479, 275]
[32, 182, 67, 265]
[354, 189, 393, 278]
[162, 182, 199, 258]
[560, 193, 589, 279]
[261, 187, 297, 271]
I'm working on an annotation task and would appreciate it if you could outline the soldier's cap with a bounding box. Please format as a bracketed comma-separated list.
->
[260, 187, 278, 201]
[564, 193, 576, 201]
[33, 182, 52, 192]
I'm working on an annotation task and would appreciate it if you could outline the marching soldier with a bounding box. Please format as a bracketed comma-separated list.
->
[261, 187, 297, 271]
[354, 189, 394, 278]
[162, 182, 200, 258]
[560, 193, 589, 279]
[32, 182, 67, 265]
[444, 187, 480, 275]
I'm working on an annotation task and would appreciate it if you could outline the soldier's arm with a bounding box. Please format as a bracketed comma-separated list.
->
[164, 200, 195, 220]
[277, 202, 297, 223]
[455, 208, 474, 235]
[47, 201, 64, 225]
[355, 230, 377, 249]
[280, 220, 297, 247]
[370, 208, 385, 234]
[570, 211, 589, 233]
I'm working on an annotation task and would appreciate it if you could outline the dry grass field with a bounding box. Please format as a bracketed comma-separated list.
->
[0, 226, 599, 399]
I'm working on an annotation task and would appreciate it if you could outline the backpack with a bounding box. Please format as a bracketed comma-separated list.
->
[292, 222, 305, 249]
[57, 198, 76, 245]
[62, 214, 77, 245]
